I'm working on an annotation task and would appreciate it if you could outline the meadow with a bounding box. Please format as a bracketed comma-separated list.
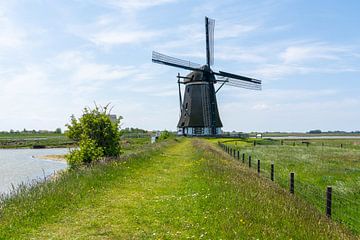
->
[0, 137, 357, 239]
[223, 138, 360, 234]
[0, 132, 74, 149]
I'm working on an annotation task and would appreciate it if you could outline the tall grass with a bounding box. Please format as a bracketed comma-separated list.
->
[0, 137, 357, 239]
[0, 138, 177, 239]
[223, 139, 360, 234]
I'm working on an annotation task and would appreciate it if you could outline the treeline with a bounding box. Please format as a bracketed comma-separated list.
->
[120, 127, 148, 134]
[308, 130, 360, 134]
[0, 128, 62, 134]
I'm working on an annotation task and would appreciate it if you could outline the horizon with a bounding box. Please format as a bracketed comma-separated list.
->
[0, 0, 359, 132]
[2, 128, 360, 134]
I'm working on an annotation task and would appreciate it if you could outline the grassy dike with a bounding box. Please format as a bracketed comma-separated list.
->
[0, 138, 356, 239]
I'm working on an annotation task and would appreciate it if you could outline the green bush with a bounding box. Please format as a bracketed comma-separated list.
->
[158, 130, 170, 141]
[67, 136, 104, 168]
[65, 104, 122, 167]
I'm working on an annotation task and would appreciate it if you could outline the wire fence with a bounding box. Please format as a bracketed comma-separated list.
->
[218, 142, 360, 234]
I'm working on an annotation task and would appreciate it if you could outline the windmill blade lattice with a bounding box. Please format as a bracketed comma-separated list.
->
[216, 76, 262, 90]
[152, 51, 202, 72]
[226, 78, 262, 90]
[215, 70, 261, 84]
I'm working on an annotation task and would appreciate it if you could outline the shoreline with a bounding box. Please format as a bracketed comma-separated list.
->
[34, 154, 67, 163]
[0, 145, 74, 150]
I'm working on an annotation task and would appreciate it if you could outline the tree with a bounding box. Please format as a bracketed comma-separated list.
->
[55, 128, 62, 134]
[65, 104, 122, 168]
[308, 129, 322, 134]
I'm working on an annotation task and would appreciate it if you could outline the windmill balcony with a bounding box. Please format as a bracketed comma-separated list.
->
[177, 127, 222, 136]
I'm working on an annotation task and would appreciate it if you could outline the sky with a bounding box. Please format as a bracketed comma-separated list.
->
[0, 0, 359, 132]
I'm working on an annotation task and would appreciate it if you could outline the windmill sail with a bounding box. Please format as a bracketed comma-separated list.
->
[152, 51, 201, 72]
[214, 70, 261, 90]
[225, 79, 262, 90]
[205, 17, 215, 66]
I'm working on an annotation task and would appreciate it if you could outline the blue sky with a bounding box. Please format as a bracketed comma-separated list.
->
[0, 0, 359, 132]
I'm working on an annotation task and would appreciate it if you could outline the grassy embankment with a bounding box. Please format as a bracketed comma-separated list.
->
[0, 133, 74, 149]
[222, 138, 360, 234]
[0, 138, 356, 239]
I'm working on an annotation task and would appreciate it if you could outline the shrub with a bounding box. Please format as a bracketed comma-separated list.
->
[67, 136, 104, 168]
[65, 104, 122, 167]
[158, 130, 170, 141]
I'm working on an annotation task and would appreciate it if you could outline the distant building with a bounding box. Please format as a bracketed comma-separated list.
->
[256, 133, 263, 138]
[108, 114, 117, 123]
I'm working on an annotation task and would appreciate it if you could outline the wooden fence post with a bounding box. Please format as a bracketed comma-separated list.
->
[271, 163, 274, 181]
[242, 153, 245, 163]
[237, 150, 240, 160]
[248, 155, 251, 168]
[257, 160, 260, 175]
[290, 172, 294, 194]
[233, 149, 236, 158]
[326, 186, 332, 218]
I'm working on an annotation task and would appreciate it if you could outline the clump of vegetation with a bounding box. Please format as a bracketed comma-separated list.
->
[66, 136, 104, 167]
[66, 104, 122, 168]
[158, 130, 171, 140]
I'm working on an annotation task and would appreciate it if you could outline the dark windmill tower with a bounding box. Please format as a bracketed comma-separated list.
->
[152, 17, 262, 136]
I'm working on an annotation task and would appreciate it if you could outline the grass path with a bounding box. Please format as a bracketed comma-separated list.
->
[1, 139, 357, 239]
[29, 139, 202, 239]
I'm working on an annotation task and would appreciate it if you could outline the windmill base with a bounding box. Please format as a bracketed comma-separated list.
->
[177, 127, 222, 136]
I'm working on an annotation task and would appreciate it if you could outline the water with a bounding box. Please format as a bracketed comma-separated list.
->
[0, 148, 68, 195]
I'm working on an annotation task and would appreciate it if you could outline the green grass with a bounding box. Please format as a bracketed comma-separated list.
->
[0, 138, 356, 239]
[120, 136, 152, 153]
[281, 138, 360, 150]
[0, 133, 74, 148]
[223, 139, 360, 234]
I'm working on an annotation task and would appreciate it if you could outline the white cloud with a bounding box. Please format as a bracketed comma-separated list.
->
[55, 51, 137, 81]
[52, 51, 139, 96]
[102, 0, 176, 10]
[0, 11, 26, 49]
[280, 42, 346, 64]
[219, 88, 360, 132]
[68, 13, 163, 48]
[215, 23, 259, 39]
[89, 29, 161, 46]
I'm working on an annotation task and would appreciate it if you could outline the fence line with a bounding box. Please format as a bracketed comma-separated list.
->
[217, 142, 360, 234]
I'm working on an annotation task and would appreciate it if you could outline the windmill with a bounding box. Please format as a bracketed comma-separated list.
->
[152, 17, 262, 136]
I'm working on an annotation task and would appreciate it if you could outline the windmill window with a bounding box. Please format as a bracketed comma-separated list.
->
[185, 103, 188, 109]
[187, 87, 189, 93]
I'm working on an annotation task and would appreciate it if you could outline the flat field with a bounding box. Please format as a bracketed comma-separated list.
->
[0, 133, 73, 148]
[223, 138, 360, 234]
